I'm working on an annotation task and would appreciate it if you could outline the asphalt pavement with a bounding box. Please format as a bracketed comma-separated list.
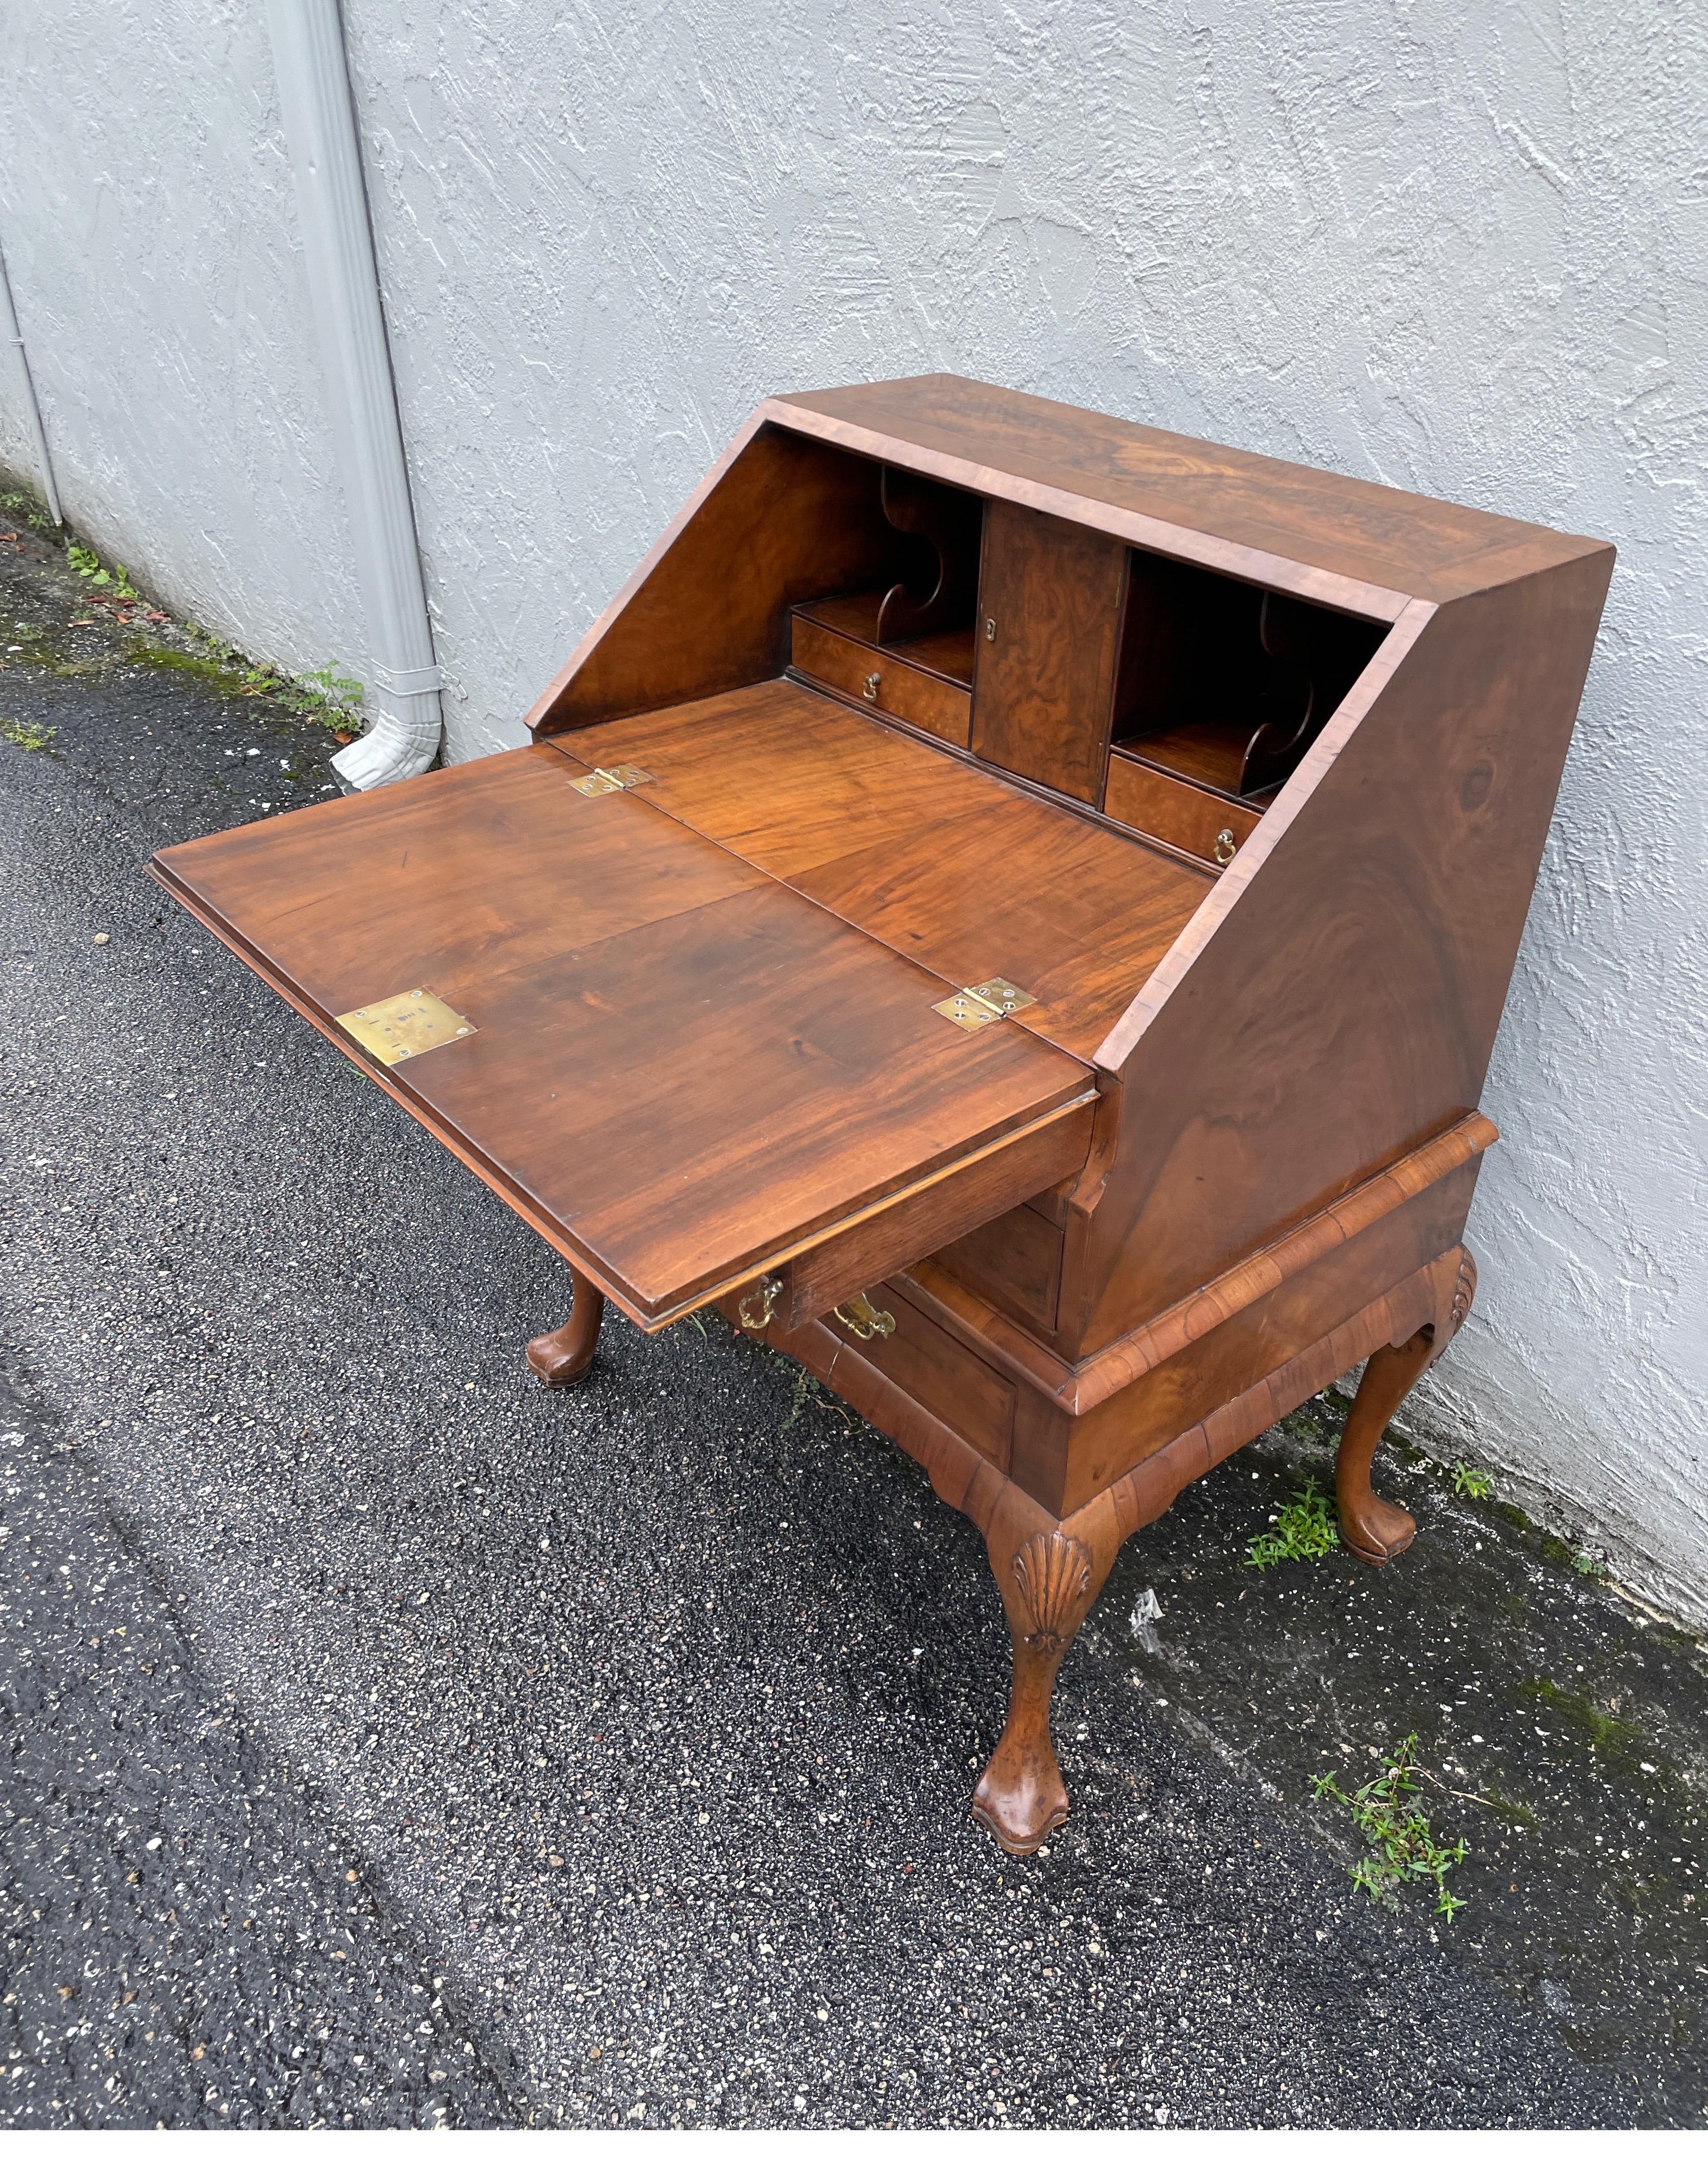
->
[3, 508, 1699, 2127]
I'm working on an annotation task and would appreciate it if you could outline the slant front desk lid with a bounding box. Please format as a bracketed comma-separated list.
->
[150, 739, 1096, 1330]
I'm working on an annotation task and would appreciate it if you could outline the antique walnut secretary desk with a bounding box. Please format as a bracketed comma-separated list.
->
[151, 376, 1613, 1854]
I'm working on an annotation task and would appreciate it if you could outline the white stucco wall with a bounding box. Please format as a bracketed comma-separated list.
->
[3, 2, 1703, 1614]
[0, 1, 364, 680]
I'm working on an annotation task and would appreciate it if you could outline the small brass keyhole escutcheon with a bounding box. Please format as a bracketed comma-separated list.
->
[862, 670, 882, 702]
[1213, 828, 1237, 867]
[984, 616, 997, 641]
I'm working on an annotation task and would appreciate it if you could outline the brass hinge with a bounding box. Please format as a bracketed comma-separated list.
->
[570, 763, 653, 799]
[931, 976, 1036, 1032]
[335, 987, 476, 1066]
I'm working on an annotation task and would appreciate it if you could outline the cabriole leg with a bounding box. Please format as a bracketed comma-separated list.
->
[1334, 1246, 1477, 1566]
[973, 1529, 1108, 1854]
[525, 1278, 605, 1387]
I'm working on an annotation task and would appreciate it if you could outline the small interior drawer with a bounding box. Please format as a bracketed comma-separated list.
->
[1104, 749, 1263, 870]
[791, 599, 973, 749]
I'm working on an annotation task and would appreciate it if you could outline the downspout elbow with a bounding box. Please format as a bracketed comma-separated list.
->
[332, 661, 443, 792]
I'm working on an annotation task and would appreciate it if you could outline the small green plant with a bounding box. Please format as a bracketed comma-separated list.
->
[1, 716, 57, 752]
[1452, 1462, 1494, 1500]
[2, 485, 54, 530]
[1247, 1475, 1337, 1568]
[278, 660, 364, 736]
[1311, 1734, 1470, 1921]
[1571, 1549, 1605, 1578]
[66, 542, 138, 598]
[783, 1367, 829, 1434]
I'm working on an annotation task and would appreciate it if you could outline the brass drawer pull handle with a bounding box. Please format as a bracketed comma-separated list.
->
[862, 669, 882, 702]
[738, 1275, 783, 1330]
[833, 1292, 896, 1340]
[1213, 828, 1238, 867]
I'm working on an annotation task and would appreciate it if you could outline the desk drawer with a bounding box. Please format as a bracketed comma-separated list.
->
[1104, 751, 1261, 869]
[844, 1281, 1015, 1465]
[791, 616, 972, 749]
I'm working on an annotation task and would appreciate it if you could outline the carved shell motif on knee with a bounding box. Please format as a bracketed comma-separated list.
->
[1011, 1532, 1093, 1651]
[1450, 1248, 1478, 1331]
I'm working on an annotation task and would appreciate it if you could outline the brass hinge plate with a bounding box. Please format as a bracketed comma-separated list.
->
[570, 763, 653, 799]
[335, 987, 477, 1066]
[932, 976, 1037, 1031]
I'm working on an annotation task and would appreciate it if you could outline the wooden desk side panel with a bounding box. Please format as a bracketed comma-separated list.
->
[528, 422, 894, 735]
[1073, 547, 1615, 1352]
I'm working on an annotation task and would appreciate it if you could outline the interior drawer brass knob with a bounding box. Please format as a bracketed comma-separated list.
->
[862, 669, 882, 702]
[1213, 828, 1238, 866]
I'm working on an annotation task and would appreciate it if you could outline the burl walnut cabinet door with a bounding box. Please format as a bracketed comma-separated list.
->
[969, 500, 1128, 804]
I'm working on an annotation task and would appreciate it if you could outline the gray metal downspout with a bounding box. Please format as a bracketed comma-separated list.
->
[266, 0, 442, 790]
[0, 227, 63, 527]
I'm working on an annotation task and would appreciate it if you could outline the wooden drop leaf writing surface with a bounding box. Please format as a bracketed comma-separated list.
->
[407, 883, 1090, 1320]
[150, 742, 1093, 1327]
[792, 798, 1204, 1060]
[568, 678, 985, 876]
[151, 744, 766, 1012]
[564, 678, 1211, 1061]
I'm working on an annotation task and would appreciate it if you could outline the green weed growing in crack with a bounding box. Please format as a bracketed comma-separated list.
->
[66, 542, 138, 598]
[1, 716, 57, 752]
[279, 660, 364, 737]
[782, 1366, 846, 1436]
[2, 486, 55, 526]
[783, 1368, 817, 1434]
[1247, 1475, 1337, 1568]
[1311, 1734, 1470, 1920]
[1452, 1462, 1494, 1499]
